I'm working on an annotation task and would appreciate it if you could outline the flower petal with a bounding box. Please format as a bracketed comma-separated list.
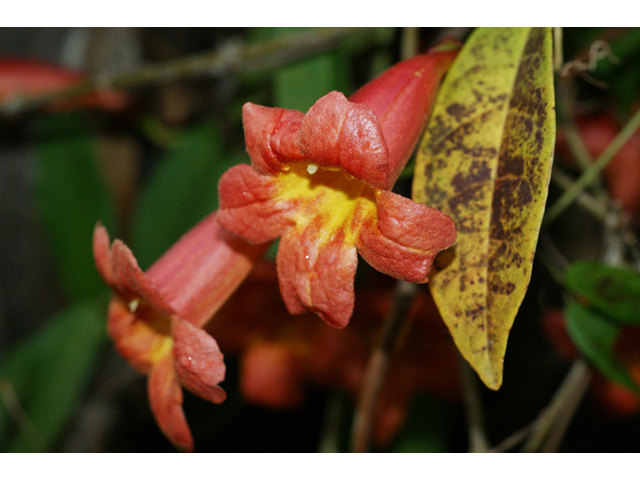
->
[109, 238, 175, 317]
[147, 353, 194, 452]
[277, 224, 357, 328]
[218, 163, 295, 243]
[357, 190, 457, 283]
[299, 91, 391, 190]
[93, 223, 113, 285]
[243, 102, 305, 174]
[106, 296, 172, 373]
[172, 315, 227, 404]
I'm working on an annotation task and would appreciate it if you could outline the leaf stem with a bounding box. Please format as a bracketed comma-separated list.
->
[459, 356, 490, 452]
[544, 107, 640, 226]
[350, 280, 417, 453]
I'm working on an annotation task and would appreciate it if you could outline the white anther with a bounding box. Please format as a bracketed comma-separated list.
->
[128, 298, 140, 313]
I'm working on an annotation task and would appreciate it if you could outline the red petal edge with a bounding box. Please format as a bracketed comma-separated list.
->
[276, 225, 358, 329]
[93, 223, 113, 286]
[172, 315, 227, 404]
[357, 190, 457, 283]
[243, 103, 305, 175]
[147, 353, 194, 452]
[218, 163, 295, 244]
[300, 91, 391, 190]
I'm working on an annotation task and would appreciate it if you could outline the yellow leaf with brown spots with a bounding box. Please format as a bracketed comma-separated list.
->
[412, 27, 555, 390]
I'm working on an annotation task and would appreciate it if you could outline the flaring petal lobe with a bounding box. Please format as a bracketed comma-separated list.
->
[277, 225, 358, 329]
[106, 296, 171, 373]
[109, 239, 175, 317]
[357, 190, 457, 283]
[172, 315, 227, 404]
[300, 91, 391, 190]
[217, 163, 295, 244]
[242, 103, 305, 174]
[147, 353, 194, 452]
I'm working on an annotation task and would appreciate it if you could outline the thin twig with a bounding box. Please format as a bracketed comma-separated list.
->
[489, 417, 542, 453]
[553, 27, 564, 73]
[318, 391, 347, 453]
[544, 107, 640, 226]
[0, 27, 363, 117]
[401, 28, 420, 61]
[550, 167, 608, 221]
[350, 280, 418, 453]
[537, 232, 570, 285]
[459, 356, 490, 452]
[541, 362, 592, 452]
[521, 358, 592, 452]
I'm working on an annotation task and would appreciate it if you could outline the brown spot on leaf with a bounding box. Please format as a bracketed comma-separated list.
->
[446, 103, 468, 122]
[490, 281, 516, 295]
[451, 161, 492, 193]
[498, 153, 525, 177]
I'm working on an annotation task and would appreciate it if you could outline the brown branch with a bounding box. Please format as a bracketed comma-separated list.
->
[459, 356, 490, 452]
[521, 359, 592, 452]
[0, 27, 364, 117]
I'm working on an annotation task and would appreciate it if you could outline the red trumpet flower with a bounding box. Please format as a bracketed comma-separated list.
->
[218, 40, 460, 329]
[93, 212, 269, 451]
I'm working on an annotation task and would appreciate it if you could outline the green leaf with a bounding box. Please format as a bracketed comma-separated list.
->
[565, 301, 640, 395]
[131, 121, 241, 270]
[566, 260, 640, 325]
[37, 113, 116, 300]
[412, 27, 556, 390]
[0, 300, 108, 452]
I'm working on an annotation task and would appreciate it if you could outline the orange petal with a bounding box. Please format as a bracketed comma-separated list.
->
[357, 190, 457, 283]
[106, 296, 171, 374]
[218, 163, 295, 244]
[147, 353, 193, 452]
[277, 224, 357, 328]
[109, 238, 175, 317]
[93, 223, 113, 286]
[172, 316, 227, 404]
[300, 91, 391, 190]
[242, 103, 305, 175]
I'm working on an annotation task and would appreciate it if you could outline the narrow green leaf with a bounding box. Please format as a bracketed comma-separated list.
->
[131, 121, 240, 270]
[565, 301, 640, 395]
[37, 114, 116, 300]
[566, 260, 640, 325]
[412, 27, 556, 389]
[0, 300, 108, 452]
